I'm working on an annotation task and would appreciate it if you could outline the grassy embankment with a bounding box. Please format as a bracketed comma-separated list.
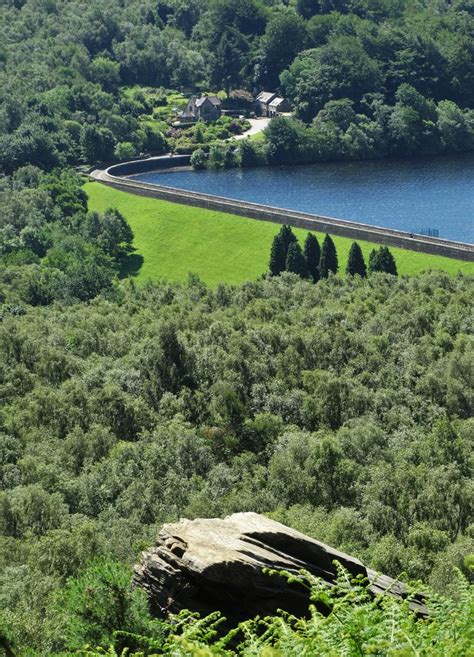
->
[85, 181, 474, 286]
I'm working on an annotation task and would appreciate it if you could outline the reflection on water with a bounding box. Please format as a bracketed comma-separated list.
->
[134, 154, 474, 243]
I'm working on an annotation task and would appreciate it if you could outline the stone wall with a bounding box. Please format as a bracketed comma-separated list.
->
[91, 160, 473, 262]
[107, 154, 191, 177]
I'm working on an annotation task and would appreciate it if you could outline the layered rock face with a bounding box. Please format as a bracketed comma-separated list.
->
[133, 512, 426, 623]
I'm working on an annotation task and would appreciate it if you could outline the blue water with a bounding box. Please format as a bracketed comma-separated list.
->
[134, 155, 474, 243]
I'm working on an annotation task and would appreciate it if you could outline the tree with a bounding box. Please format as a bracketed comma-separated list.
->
[304, 233, 321, 282]
[208, 144, 227, 169]
[190, 147, 207, 170]
[269, 234, 286, 276]
[379, 246, 397, 276]
[259, 10, 308, 89]
[369, 246, 397, 275]
[264, 117, 305, 164]
[319, 234, 338, 278]
[52, 558, 159, 653]
[286, 242, 309, 278]
[239, 140, 262, 167]
[83, 209, 134, 261]
[346, 241, 367, 277]
[114, 141, 136, 161]
[297, 0, 350, 18]
[281, 37, 381, 121]
[279, 224, 297, 255]
[80, 125, 115, 163]
[209, 28, 249, 96]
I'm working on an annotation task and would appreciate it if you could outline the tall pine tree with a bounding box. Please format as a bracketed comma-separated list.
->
[379, 246, 397, 276]
[279, 224, 297, 255]
[304, 233, 321, 282]
[269, 234, 286, 275]
[346, 242, 367, 277]
[319, 234, 338, 278]
[368, 246, 397, 275]
[368, 248, 379, 272]
[286, 242, 309, 278]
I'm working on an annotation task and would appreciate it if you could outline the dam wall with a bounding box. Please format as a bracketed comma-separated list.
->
[90, 157, 474, 263]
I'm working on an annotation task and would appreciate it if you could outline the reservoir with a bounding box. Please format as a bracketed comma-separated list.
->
[133, 155, 474, 244]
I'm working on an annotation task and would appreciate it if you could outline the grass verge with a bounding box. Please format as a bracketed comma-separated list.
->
[85, 181, 474, 286]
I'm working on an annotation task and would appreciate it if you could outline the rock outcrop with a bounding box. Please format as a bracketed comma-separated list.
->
[133, 512, 427, 623]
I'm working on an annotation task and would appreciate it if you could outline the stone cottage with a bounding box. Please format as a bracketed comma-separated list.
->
[268, 96, 291, 117]
[181, 95, 222, 122]
[256, 91, 277, 116]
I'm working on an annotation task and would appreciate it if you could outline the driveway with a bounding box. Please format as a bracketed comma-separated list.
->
[232, 117, 270, 140]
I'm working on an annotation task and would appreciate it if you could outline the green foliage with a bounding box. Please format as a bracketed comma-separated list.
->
[268, 234, 286, 276]
[369, 246, 398, 275]
[50, 558, 164, 653]
[190, 147, 207, 170]
[238, 140, 264, 168]
[286, 241, 309, 278]
[303, 232, 321, 282]
[1, 269, 473, 654]
[319, 233, 338, 278]
[281, 37, 381, 122]
[0, 169, 134, 305]
[207, 144, 238, 170]
[1, 0, 474, 174]
[84, 568, 474, 657]
[114, 142, 137, 161]
[346, 241, 367, 277]
[278, 224, 297, 255]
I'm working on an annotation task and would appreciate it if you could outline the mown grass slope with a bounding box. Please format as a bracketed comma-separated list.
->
[85, 181, 474, 286]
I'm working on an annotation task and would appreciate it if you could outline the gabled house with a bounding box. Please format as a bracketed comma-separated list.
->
[181, 95, 222, 122]
[268, 97, 291, 117]
[256, 91, 277, 117]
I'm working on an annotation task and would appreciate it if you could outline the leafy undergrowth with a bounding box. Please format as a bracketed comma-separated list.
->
[80, 567, 472, 657]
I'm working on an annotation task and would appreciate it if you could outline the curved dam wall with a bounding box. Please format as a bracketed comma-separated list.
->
[93, 157, 474, 262]
[107, 154, 191, 177]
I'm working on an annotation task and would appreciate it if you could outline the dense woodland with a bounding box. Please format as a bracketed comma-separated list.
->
[1, 260, 473, 653]
[1, 0, 474, 172]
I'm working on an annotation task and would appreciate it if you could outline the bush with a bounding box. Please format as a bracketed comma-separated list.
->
[190, 148, 207, 170]
[114, 142, 137, 161]
[50, 558, 165, 653]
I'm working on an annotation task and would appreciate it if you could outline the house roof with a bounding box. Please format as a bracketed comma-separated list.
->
[195, 95, 221, 107]
[269, 97, 286, 108]
[256, 91, 277, 104]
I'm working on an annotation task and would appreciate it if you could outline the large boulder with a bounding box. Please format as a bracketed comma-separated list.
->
[133, 512, 426, 623]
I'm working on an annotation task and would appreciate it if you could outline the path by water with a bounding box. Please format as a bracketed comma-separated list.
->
[133, 155, 474, 243]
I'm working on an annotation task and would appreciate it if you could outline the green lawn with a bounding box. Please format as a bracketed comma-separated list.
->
[85, 181, 474, 286]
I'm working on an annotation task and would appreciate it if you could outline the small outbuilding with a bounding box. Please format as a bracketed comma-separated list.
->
[256, 91, 278, 116]
[268, 97, 291, 117]
[181, 95, 222, 122]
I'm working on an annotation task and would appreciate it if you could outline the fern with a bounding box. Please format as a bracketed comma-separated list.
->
[83, 566, 473, 656]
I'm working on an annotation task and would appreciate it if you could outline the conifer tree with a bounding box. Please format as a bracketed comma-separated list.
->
[269, 234, 286, 276]
[279, 224, 297, 256]
[368, 248, 379, 272]
[319, 234, 338, 278]
[379, 246, 398, 276]
[346, 242, 367, 277]
[368, 246, 397, 275]
[286, 241, 309, 278]
[304, 233, 321, 282]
